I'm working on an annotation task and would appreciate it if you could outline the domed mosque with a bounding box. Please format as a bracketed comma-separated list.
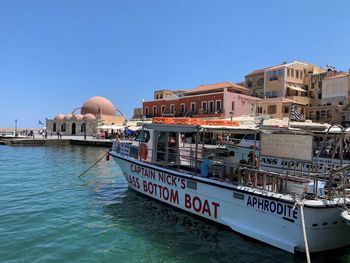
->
[46, 96, 125, 136]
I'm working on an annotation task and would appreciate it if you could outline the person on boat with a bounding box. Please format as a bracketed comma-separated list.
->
[246, 151, 259, 186]
[247, 151, 259, 167]
[200, 153, 214, 178]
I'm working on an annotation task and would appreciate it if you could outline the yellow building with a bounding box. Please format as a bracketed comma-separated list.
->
[246, 61, 325, 106]
[255, 98, 306, 120]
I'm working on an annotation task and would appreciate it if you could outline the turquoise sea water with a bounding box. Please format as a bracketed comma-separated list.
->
[0, 145, 349, 263]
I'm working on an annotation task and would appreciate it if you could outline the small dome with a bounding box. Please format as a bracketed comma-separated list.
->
[75, 114, 84, 120]
[64, 114, 73, 120]
[81, 96, 116, 116]
[84, 113, 96, 120]
[54, 114, 65, 120]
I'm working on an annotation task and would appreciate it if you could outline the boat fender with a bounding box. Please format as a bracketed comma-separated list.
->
[106, 153, 110, 161]
[139, 143, 148, 160]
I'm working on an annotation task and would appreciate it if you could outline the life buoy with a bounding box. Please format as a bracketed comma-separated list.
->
[139, 143, 148, 160]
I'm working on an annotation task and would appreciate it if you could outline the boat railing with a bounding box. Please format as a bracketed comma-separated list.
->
[113, 141, 349, 200]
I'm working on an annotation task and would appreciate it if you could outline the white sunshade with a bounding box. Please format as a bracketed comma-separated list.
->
[127, 126, 141, 131]
[96, 125, 113, 129]
[96, 124, 126, 130]
[287, 85, 306, 92]
[110, 125, 126, 130]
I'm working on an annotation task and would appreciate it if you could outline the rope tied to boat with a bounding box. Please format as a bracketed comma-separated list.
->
[79, 151, 110, 178]
[298, 199, 311, 263]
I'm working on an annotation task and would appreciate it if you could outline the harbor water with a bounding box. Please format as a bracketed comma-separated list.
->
[0, 145, 349, 263]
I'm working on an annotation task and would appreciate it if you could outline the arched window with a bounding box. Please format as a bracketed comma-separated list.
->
[81, 123, 86, 133]
[61, 123, 66, 132]
[71, 123, 76, 135]
[53, 123, 56, 132]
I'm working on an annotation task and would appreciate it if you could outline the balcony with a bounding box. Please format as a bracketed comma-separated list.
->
[285, 96, 310, 105]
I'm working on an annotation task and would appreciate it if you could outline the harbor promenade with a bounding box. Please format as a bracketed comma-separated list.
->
[0, 134, 114, 147]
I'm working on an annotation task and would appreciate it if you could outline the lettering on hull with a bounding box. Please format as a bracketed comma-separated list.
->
[127, 164, 221, 219]
[246, 195, 298, 221]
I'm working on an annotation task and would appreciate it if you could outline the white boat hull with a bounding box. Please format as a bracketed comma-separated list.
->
[110, 151, 350, 253]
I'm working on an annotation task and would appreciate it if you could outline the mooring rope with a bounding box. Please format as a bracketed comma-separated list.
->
[299, 200, 311, 263]
[79, 152, 109, 178]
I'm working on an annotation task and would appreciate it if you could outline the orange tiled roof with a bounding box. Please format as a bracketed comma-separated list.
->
[324, 73, 348, 80]
[184, 81, 248, 94]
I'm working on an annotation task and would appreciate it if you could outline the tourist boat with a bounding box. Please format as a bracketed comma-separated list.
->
[224, 121, 350, 174]
[109, 118, 350, 254]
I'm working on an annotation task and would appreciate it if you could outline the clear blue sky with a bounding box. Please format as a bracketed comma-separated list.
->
[1, 0, 350, 128]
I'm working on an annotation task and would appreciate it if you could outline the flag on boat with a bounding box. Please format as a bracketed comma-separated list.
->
[290, 104, 301, 121]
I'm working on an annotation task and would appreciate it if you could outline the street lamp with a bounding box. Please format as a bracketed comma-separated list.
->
[84, 117, 87, 140]
[15, 119, 18, 137]
[229, 111, 234, 122]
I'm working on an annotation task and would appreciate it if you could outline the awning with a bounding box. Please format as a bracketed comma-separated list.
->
[287, 85, 306, 92]
[110, 125, 126, 130]
[127, 126, 141, 131]
[96, 125, 112, 129]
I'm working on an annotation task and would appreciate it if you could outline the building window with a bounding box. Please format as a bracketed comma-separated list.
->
[300, 71, 303, 79]
[156, 94, 159, 99]
[180, 103, 185, 113]
[170, 104, 175, 113]
[161, 105, 166, 114]
[247, 80, 252, 88]
[283, 106, 289, 114]
[201, 101, 207, 112]
[268, 105, 277, 114]
[215, 100, 222, 112]
[160, 94, 163, 99]
[287, 68, 290, 77]
[71, 123, 76, 135]
[257, 106, 263, 114]
[327, 110, 332, 117]
[53, 123, 56, 132]
[257, 78, 264, 86]
[208, 100, 214, 113]
[296, 70, 299, 79]
[61, 123, 66, 132]
[144, 107, 149, 116]
[190, 102, 196, 112]
[153, 106, 157, 116]
[231, 101, 235, 112]
[291, 69, 294, 78]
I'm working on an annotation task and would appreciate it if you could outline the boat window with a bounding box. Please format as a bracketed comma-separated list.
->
[134, 130, 150, 143]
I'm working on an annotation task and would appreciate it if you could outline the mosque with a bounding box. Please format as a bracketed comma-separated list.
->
[46, 96, 125, 136]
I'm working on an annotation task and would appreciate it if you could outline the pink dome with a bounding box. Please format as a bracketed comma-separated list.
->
[64, 114, 73, 120]
[75, 114, 84, 120]
[54, 114, 65, 120]
[81, 96, 116, 116]
[84, 113, 96, 120]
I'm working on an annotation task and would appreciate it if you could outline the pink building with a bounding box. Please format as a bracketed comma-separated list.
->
[143, 82, 260, 119]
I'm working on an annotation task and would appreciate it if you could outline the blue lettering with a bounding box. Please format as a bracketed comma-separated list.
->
[270, 201, 276, 213]
[252, 197, 257, 207]
[293, 207, 298, 219]
[264, 200, 269, 211]
[247, 196, 252, 207]
[277, 203, 283, 214]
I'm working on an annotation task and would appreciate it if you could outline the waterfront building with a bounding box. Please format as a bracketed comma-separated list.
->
[46, 96, 125, 136]
[142, 82, 260, 119]
[245, 61, 325, 106]
[255, 97, 306, 120]
[307, 70, 350, 124]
